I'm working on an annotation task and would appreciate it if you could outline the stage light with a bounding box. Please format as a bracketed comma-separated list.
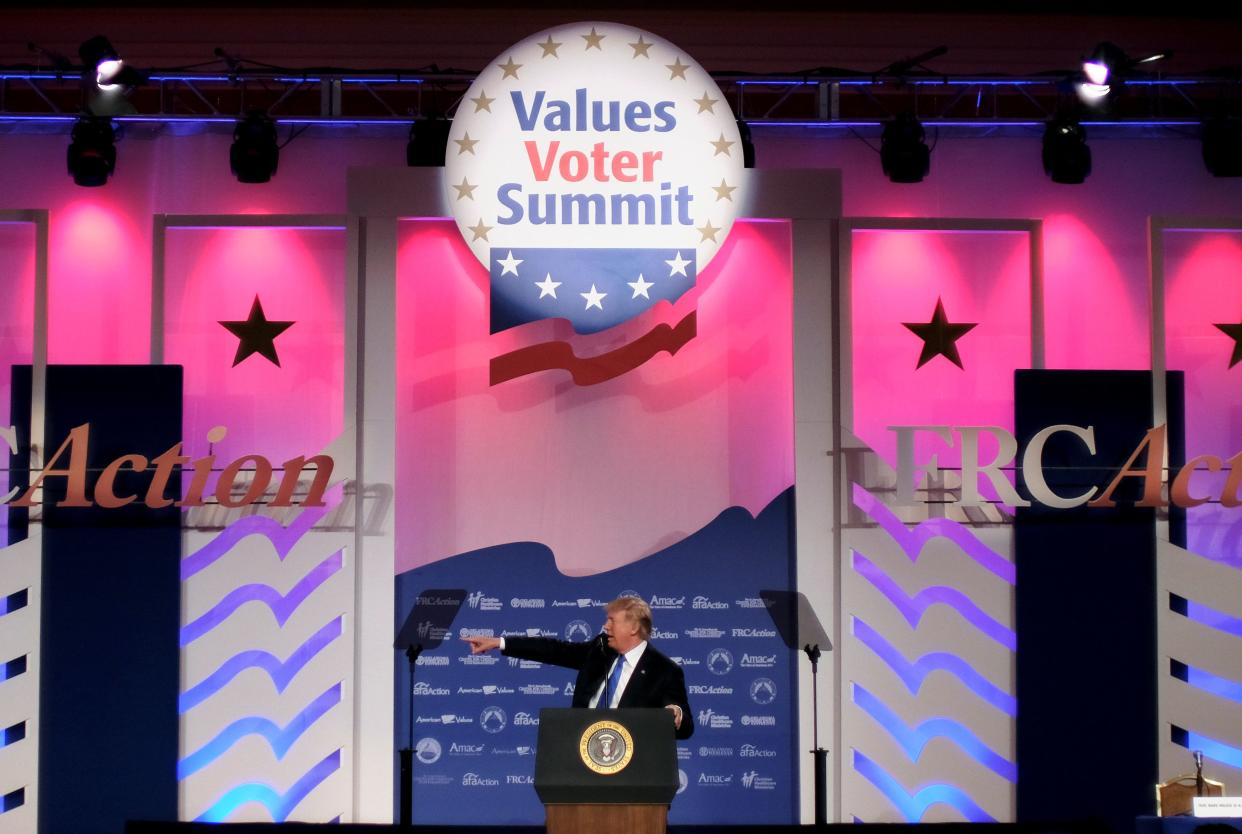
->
[79, 36, 119, 86]
[1077, 42, 1169, 106]
[880, 113, 930, 183]
[737, 119, 755, 169]
[66, 117, 116, 187]
[230, 111, 279, 183]
[1042, 119, 1091, 184]
[406, 118, 450, 166]
[1202, 118, 1242, 178]
[78, 36, 144, 117]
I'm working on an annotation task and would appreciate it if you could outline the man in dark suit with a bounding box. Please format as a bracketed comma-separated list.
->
[463, 596, 694, 739]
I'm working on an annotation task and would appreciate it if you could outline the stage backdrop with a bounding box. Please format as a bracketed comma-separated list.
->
[392, 218, 799, 825]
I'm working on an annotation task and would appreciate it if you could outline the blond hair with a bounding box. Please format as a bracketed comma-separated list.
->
[606, 596, 652, 640]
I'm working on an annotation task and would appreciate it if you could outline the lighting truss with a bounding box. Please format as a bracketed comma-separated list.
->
[0, 66, 1235, 131]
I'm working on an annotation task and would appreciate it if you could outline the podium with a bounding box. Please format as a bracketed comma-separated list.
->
[535, 708, 678, 834]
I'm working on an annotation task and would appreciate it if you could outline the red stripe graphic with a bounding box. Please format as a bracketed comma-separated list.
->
[490, 311, 697, 386]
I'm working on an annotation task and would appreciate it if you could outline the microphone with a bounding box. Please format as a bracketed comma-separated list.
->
[595, 632, 612, 708]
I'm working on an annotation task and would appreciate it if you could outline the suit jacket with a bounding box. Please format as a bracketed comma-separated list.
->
[502, 636, 694, 739]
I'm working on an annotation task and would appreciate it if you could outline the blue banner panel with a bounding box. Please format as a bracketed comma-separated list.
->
[35, 365, 183, 834]
[394, 488, 798, 825]
[1014, 370, 1172, 834]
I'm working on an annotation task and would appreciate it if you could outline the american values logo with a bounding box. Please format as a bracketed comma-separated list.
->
[750, 677, 777, 705]
[415, 737, 442, 764]
[480, 706, 508, 733]
[445, 22, 745, 385]
[565, 619, 593, 642]
[706, 647, 734, 675]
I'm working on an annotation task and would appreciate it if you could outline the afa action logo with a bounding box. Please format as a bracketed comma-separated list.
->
[446, 22, 744, 385]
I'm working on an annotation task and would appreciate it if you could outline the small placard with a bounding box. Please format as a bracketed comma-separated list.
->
[1193, 796, 1242, 817]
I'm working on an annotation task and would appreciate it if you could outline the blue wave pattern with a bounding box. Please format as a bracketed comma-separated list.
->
[178, 684, 342, 779]
[181, 487, 340, 580]
[0, 589, 28, 617]
[180, 497, 346, 824]
[1174, 728, 1242, 770]
[195, 748, 340, 822]
[180, 617, 343, 714]
[852, 483, 1015, 584]
[852, 684, 1016, 782]
[850, 482, 1015, 821]
[852, 550, 1016, 650]
[180, 549, 344, 646]
[1184, 664, 1242, 704]
[1182, 598, 1242, 638]
[853, 750, 996, 822]
[853, 617, 1015, 716]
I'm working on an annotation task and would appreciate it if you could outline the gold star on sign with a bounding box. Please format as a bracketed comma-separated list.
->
[666, 57, 689, 80]
[538, 36, 562, 57]
[697, 220, 721, 242]
[468, 219, 492, 242]
[469, 91, 495, 113]
[710, 133, 735, 156]
[712, 179, 736, 201]
[582, 27, 605, 50]
[454, 133, 479, 155]
[694, 92, 718, 114]
[498, 56, 522, 79]
[629, 35, 652, 58]
[453, 178, 477, 200]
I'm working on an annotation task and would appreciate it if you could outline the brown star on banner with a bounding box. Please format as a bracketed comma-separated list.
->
[219, 295, 294, 367]
[1214, 320, 1242, 368]
[902, 297, 977, 369]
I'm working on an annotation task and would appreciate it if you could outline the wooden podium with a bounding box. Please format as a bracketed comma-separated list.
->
[535, 708, 678, 834]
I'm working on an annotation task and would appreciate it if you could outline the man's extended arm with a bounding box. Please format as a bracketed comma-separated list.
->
[463, 635, 594, 671]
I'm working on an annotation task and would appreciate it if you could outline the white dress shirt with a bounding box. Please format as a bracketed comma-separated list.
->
[589, 640, 647, 708]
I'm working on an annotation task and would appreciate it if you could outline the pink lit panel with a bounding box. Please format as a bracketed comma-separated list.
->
[1042, 213, 1147, 371]
[1163, 229, 1242, 566]
[50, 199, 149, 364]
[850, 228, 1032, 476]
[162, 226, 346, 467]
[395, 219, 794, 575]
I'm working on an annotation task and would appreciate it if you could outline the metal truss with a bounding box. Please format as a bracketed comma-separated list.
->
[0, 66, 1237, 128]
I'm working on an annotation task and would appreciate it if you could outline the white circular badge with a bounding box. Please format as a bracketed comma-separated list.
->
[446, 22, 744, 334]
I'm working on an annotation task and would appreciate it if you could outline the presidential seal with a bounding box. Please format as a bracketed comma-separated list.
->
[578, 719, 635, 775]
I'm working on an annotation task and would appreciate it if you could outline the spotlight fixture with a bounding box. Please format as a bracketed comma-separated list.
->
[1202, 118, 1242, 178]
[406, 118, 451, 166]
[78, 35, 143, 117]
[737, 119, 755, 169]
[67, 117, 116, 187]
[880, 113, 930, 184]
[1077, 41, 1170, 105]
[1042, 119, 1091, 184]
[230, 111, 279, 183]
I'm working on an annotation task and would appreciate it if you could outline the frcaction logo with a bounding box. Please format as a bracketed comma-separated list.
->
[446, 21, 744, 336]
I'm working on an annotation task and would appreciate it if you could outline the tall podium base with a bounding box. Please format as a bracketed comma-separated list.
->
[545, 803, 667, 834]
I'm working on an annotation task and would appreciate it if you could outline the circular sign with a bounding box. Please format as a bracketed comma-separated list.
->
[446, 22, 744, 333]
[749, 677, 777, 705]
[578, 719, 635, 775]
